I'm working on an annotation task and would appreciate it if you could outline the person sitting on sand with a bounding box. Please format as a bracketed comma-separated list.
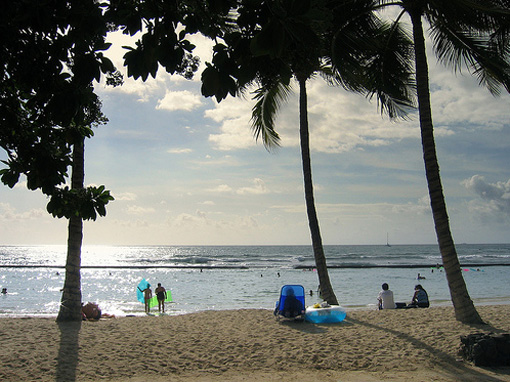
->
[377, 283, 396, 310]
[155, 283, 167, 313]
[143, 284, 152, 313]
[82, 302, 102, 320]
[282, 287, 304, 318]
[409, 284, 429, 308]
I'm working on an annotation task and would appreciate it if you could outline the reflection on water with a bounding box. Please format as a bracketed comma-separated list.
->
[0, 265, 509, 317]
[0, 244, 509, 317]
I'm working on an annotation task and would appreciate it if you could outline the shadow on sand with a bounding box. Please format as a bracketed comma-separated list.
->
[56, 321, 81, 382]
[345, 316, 510, 382]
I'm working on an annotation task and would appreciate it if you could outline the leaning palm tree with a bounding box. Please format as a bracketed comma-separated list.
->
[202, 0, 414, 304]
[368, 0, 510, 323]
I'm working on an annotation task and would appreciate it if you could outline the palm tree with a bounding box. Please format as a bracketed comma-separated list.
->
[370, 0, 510, 323]
[57, 136, 85, 321]
[48, 98, 114, 322]
[202, 0, 414, 305]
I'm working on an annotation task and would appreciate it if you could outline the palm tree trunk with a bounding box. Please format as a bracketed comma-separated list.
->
[410, 11, 482, 324]
[298, 78, 338, 305]
[56, 137, 84, 322]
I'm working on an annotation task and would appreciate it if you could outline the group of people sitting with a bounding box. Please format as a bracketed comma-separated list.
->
[377, 283, 429, 310]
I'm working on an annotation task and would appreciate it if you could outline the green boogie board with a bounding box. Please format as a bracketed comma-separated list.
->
[148, 290, 173, 309]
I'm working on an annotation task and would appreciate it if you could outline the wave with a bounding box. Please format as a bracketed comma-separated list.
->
[0, 244, 509, 268]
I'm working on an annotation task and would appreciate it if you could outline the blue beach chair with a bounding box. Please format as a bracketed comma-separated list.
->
[274, 285, 305, 321]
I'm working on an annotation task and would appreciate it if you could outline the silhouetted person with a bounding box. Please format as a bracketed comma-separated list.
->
[409, 284, 429, 308]
[282, 287, 304, 318]
[155, 283, 167, 313]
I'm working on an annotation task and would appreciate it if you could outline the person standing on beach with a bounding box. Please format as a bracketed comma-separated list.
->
[377, 283, 396, 310]
[155, 283, 167, 313]
[143, 284, 152, 314]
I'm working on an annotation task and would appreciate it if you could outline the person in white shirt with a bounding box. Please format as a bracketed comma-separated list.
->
[377, 283, 396, 310]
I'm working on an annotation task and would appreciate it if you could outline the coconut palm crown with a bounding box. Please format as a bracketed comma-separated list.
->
[202, 0, 416, 304]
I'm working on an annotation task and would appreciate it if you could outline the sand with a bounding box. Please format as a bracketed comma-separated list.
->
[1, 305, 510, 381]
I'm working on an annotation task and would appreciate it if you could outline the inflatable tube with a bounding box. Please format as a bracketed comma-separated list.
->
[136, 279, 150, 303]
[305, 305, 346, 323]
[148, 290, 173, 308]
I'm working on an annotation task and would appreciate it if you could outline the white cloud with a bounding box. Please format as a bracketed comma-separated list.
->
[270, 198, 431, 217]
[97, 31, 207, 104]
[0, 203, 46, 220]
[208, 119, 256, 150]
[462, 175, 510, 220]
[126, 205, 156, 215]
[304, 80, 420, 153]
[202, 179, 271, 196]
[168, 148, 193, 154]
[207, 184, 233, 193]
[114, 192, 137, 201]
[210, 78, 421, 154]
[173, 212, 207, 227]
[236, 178, 269, 195]
[428, 68, 510, 131]
[99, 76, 163, 103]
[205, 96, 258, 151]
[156, 90, 202, 111]
[190, 155, 239, 168]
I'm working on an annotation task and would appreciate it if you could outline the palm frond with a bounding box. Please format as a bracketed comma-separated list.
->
[328, 2, 416, 118]
[329, 0, 383, 93]
[250, 80, 293, 150]
[430, 17, 510, 95]
[363, 19, 416, 119]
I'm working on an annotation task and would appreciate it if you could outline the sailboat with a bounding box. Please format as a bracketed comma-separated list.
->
[386, 232, 391, 247]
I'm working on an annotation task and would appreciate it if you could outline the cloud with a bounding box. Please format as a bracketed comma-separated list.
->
[205, 96, 257, 151]
[207, 184, 233, 193]
[303, 80, 420, 153]
[97, 31, 207, 104]
[205, 179, 270, 195]
[236, 178, 269, 195]
[113, 192, 137, 201]
[167, 148, 193, 154]
[169, 210, 259, 233]
[205, 78, 420, 154]
[156, 90, 202, 111]
[126, 205, 156, 215]
[173, 212, 207, 227]
[270, 198, 431, 216]
[462, 175, 510, 220]
[0, 203, 46, 220]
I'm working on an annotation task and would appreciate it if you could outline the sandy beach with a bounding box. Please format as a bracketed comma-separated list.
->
[1, 305, 510, 381]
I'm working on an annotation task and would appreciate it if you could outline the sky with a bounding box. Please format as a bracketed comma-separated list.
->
[1, 23, 509, 246]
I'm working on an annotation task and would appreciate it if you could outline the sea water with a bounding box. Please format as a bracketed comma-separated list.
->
[0, 244, 509, 317]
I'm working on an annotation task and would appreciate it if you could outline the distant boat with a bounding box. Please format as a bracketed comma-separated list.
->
[386, 233, 391, 247]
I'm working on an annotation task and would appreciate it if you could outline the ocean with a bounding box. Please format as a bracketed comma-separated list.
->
[0, 244, 509, 317]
